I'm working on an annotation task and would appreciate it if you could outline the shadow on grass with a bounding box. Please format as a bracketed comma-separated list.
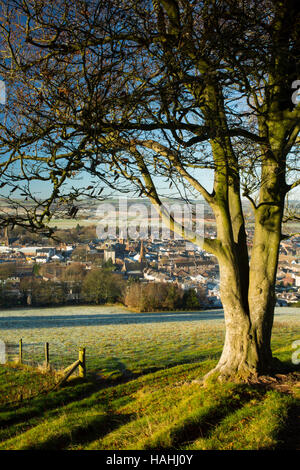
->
[0, 380, 97, 427]
[145, 386, 266, 450]
[275, 402, 300, 450]
[271, 359, 300, 374]
[24, 412, 135, 451]
[0, 354, 218, 447]
[88, 350, 220, 384]
[0, 358, 211, 432]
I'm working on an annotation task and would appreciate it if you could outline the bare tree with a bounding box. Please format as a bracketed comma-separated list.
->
[0, 0, 299, 381]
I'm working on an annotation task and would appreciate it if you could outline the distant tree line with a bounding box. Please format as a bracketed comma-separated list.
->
[124, 281, 205, 312]
[0, 264, 206, 312]
[1, 224, 97, 246]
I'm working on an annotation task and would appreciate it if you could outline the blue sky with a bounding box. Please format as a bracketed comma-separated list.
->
[13, 166, 300, 202]
[0, 78, 299, 203]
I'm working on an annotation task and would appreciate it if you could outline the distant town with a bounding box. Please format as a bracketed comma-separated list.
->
[0, 200, 299, 310]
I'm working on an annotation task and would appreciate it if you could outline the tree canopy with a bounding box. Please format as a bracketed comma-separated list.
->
[0, 0, 299, 381]
[0, 0, 298, 231]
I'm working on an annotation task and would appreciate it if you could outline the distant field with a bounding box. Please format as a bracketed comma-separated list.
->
[0, 306, 299, 379]
[47, 216, 300, 230]
[48, 218, 98, 229]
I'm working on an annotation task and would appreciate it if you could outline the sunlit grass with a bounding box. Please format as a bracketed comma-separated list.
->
[0, 359, 298, 450]
[185, 390, 294, 450]
[0, 364, 57, 406]
[0, 306, 298, 450]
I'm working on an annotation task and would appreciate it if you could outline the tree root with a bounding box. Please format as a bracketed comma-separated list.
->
[192, 360, 300, 391]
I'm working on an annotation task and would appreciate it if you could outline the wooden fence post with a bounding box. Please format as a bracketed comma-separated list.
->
[44, 342, 50, 369]
[78, 347, 86, 378]
[19, 339, 23, 364]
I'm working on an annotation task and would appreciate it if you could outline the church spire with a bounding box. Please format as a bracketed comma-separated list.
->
[4, 226, 9, 246]
[139, 240, 145, 262]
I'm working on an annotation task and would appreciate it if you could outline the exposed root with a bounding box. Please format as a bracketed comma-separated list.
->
[195, 353, 300, 386]
[191, 362, 300, 395]
[247, 371, 300, 394]
[200, 362, 260, 385]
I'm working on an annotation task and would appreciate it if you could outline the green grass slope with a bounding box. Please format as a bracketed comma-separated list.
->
[0, 358, 298, 451]
[0, 308, 298, 450]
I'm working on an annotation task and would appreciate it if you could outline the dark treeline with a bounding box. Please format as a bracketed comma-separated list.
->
[0, 265, 206, 312]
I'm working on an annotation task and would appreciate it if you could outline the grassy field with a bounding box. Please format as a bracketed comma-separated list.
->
[48, 218, 99, 228]
[0, 306, 228, 377]
[0, 306, 299, 450]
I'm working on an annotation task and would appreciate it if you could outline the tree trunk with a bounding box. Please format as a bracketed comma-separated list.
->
[205, 199, 283, 383]
[204, 261, 270, 382]
[205, 261, 276, 382]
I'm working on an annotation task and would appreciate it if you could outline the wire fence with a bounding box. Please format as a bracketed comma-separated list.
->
[1, 329, 224, 380]
[3, 340, 86, 377]
[2, 339, 143, 379]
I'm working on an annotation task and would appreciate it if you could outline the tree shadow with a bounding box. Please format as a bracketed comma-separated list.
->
[0, 352, 217, 424]
[22, 412, 135, 450]
[275, 402, 300, 450]
[0, 380, 99, 427]
[144, 386, 267, 450]
[0, 359, 176, 431]
[271, 358, 300, 375]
